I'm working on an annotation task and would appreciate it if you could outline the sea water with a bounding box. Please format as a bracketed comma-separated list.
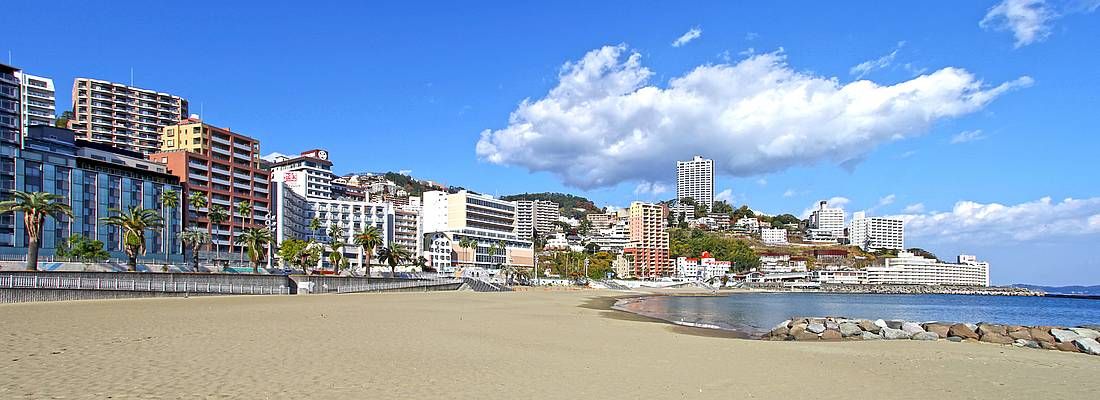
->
[613, 293, 1100, 337]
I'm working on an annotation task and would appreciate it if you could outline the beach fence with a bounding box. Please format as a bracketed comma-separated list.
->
[289, 275, 464, 294]
[0, 271, 292, 303]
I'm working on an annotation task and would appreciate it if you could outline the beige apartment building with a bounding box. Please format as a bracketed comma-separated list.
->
[70, 78, 188, 154]
[622, 201, 670, 278]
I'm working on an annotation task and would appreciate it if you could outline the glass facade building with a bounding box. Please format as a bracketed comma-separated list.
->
[0, 125, 184, 261]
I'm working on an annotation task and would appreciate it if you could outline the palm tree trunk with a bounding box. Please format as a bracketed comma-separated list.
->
[127, 254, 137, 271]
[26, 237, 40, 271]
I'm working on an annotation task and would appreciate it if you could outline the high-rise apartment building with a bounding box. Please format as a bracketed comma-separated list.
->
[0, 64, 21, 151]
[15, 72, 55, 131]
[514, 199, 558, 241]
[70, 78, 188, 154]
[394, 205, 421, 257]
[622, 201, 670, 278]
[809, 200, 845, 238]
[420, 190, 534, 271]
[848, 211, 904, 251]
[676, 155, 714, 211]
[148, 118, 269, 255]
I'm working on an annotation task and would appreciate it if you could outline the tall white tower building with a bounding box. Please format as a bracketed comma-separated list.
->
[676, 155, 715, 211]
[809, 200, 845, 237]
[15, 72, 55, 131]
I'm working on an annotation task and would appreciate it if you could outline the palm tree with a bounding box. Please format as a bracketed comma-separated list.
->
[159, 189, 179, 265]
[187, 192, 207, 227]
[237, 227, 274, 274]
[207, 205, 228, 264]
[180, 228, 209, 271]
[0, 191, 73, 270]
[353, 226, 383, 277]
[327, 224, 347, 273]
[458, 237, 475, 267]
[101, 206, 163, 271]
[308, 217, 321, 240]
[378, 242, 411, 277]
[235, 200, 252, 261]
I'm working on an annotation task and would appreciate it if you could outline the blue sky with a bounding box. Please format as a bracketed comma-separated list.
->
[4, 1, 1099, 285]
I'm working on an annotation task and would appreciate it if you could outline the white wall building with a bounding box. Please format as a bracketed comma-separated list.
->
[676, 155, 714, 211]
[761, 228, 788, 245]
[515, 199, 559, 241]
[419, 190, 534, 269]
[812, 268, 868, 284]
[15, 72, 54, 132]
[735, 217, 760, 232]
[848, 211, 904, 251]
[266, 149, 336, 199]
[866, 252, 990, 286]
[809, 200, 845, 238]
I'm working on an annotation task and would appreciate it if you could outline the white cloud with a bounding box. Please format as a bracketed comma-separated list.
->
[398, 169, 413, 175]
[950, 129, 988, 144]
[715, 188, 735, 203]
[903, 203, 926, 213]
[756, 178, 768, 186]
[782, 189, 798, 198]
[633, 181, 668, 196]
[878, 194, 896, 207]
[980, 0, 1055, 48]
[476, 45, 1032, 190]
[672, 27, 702, 47]
[895, 197, 1100, 242]
[850, 41, 905, 79]
[745, 32, 759, 41]
[898, 150, 918, 159]
[802, 197, 850, 218]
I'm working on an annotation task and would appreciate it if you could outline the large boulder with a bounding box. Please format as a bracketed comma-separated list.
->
[1028, 327, 1056, 344]
[807, 323, 827, 334]
[861, 331, 882, 340]
[769, 325, 790, 338]
[825, 320, 839, 331]
[859, 320, 881, 333]
[792, 330, 820, 341]
[964, 323, 978, 332]
[885, 320, 905, 330]
[1055, 342, 1080, 353]
[912, 332, 939, 341]
[789, 324, 808, 336]
[979, 332, 1014, 345]
[774, 320, 792, 330]
[1039, 341, 1058, 350]
[873, 319, 888, 329]
[901, 322, 925, 335]
[820, 329, 843, 341]
[839, 323, 863, 337]
[1050, 329, 1083, 343]
[948, 323, 979, 340]
[1073, 338, 1100, 355]
[977, 324, 1007, 337]
[946, 336, 964, 342]
[882, 327, 911, 340]
[923, 323, 951, 338]
[1008, 329, 1032, 341]
[1070, 328, 1100, 340]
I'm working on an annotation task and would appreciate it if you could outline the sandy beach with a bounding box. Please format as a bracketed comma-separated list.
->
[1, 290, 1097, 399]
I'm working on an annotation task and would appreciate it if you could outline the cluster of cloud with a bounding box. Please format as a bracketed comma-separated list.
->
[801, 197, 851, 218]
[981, 0, 1100, 47]
[950, 129, 988, 144]
[632, 181, 668, 196]
[476, 44, 1033, 190]
[849, 42, 905, 79]
[671, 27, 702, 47]
[896, 196, 1100, 242]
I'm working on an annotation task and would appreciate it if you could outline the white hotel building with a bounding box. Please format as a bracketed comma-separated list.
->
[866, 252, 990, 286]
[848, 211, 904, 251]
[421, 190, 534, 272]
[269, 150, 405, 270]
[676, 155, 714, 211]
[761, 227, 788, 245]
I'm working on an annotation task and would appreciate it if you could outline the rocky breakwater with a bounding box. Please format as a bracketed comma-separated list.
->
[765, 317, 1100, 356]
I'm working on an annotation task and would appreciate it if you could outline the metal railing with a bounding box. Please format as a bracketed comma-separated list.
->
[334, 277, 463, 294]
[0, 274, 290, 295]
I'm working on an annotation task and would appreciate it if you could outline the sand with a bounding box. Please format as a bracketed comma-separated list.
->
[1, 290, 1097, 399]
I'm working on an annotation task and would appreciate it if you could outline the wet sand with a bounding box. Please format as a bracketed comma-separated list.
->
[1, 290, 1097, 399]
